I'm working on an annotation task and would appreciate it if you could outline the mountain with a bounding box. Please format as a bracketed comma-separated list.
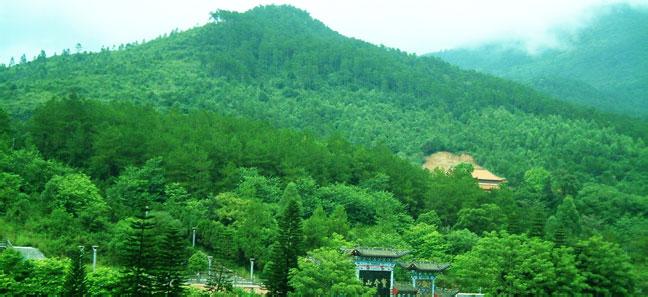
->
[1, 4, 647, 193]
[434, 4, 648, 117]
[0, 5, 647, 295]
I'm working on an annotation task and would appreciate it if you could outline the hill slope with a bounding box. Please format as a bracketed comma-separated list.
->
[1, 5, 647, 194]
[0, 5, 647, 294]
[434, 4, 648, 117]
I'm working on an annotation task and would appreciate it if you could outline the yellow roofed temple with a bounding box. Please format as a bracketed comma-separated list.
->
[422, 151, 507, 190]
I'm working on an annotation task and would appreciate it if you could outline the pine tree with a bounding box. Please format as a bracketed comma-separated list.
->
[542, 177, 560, 210]
[121, 207, 157, 296]
[529, 214, 546, 238]
[154, 225, 186, 296]
[554, 225, 567, 247]
[63, 247, 86, 296]
[528, 204, 547, 238]
[264, 242, 288, 296]
[555, 196, 581, 238]
[264, 183, 304, 296]
[507, 210, 524, 234]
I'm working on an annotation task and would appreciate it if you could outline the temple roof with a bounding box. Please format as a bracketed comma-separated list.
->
[345, 247, 409, 258]
[422, 152, 507, 186]
[401, 262, 450, 272]
[472, 169, 506, 182]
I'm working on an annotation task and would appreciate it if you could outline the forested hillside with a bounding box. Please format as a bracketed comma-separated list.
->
[0, 4, 646, 295]
[435, 4, 648, 117]
[2, 5, 647, 192]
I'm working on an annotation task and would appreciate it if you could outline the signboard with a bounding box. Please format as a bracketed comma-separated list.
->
[359, 270, 390, 297]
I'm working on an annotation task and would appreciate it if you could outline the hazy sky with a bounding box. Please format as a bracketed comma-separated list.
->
[1, 0, 647, 64]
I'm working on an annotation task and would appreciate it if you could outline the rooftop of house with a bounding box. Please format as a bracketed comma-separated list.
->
[400, 262, 451, 272]
[422, 151, 507, 188]
[344, 247, 410, 258]
[472, 168, 506, 182]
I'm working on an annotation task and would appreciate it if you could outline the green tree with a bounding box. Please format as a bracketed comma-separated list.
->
[451, 232, 584, 295]
[234, 199, 276, 264]
[206, 263, 233, 293]
[454, 203, 507, 234]
[523, 167, 551, 193]
[288, 247, 375, 296]
[0, 249, 34, 294]
[120, 209, 158, 296]
[63, 248, 87, 296]
[0, 108, 11, 139]
[106, 158, 165, 218]
[416, 209, 442, 226]
[555, 201, 577, 226]
[86, 267, 122, 296]
[404, 223, 448, 261]
[546, 196, 581, 244]
[545, 216, 568, 247]
[303, 206, 328, 250]
[20, 257, 68, 295]
[187, 250, 208, 281]
[155, 224, 186, 296]
[445, 229, 479, 255]
[263, 183, 304, 296]
[575, 236, 635, 296]
[28, 96, 101, 168]
[0, 173, 26, 216]
[41, 173, 109, 231]
[328, 205, 350, 237]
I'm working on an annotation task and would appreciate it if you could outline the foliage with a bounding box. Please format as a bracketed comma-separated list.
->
[450, 232, 585, 295]
[288, 247, 375, 296]
[404, 223, 448, 261]
[155, 224, 187, 296]
[206, 263, 233, 293]
[187, 250, 209, 279]
[0, 4, 645, 295]
[41, 173, 109, 231]
[454, 203, 507, 234]
[86, 267, 123, 296]
[575, 235, 636, 296]
[62, 248, 87, 296]
[264, 183, 304, 296]
[120, 210, 157, 296]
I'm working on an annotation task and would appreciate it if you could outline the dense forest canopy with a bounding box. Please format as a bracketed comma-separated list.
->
[2, 6, 647, 192]
[434, 4, 648, 118]
[0, 4, 646, 296]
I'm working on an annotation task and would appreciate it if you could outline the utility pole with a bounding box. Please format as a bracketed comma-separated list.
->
[92, 245, 98, 272]
[207, 256, 213, 276]
[250, 258, 255, 281]
[192, 227, 197, 248]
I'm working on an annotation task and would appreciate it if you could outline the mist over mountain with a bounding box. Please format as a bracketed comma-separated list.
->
[434, 4, 648, 117]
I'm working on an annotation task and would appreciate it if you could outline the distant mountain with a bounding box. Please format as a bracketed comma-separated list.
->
[434, 4, 648, 117]
[1, 5, 647, 193]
